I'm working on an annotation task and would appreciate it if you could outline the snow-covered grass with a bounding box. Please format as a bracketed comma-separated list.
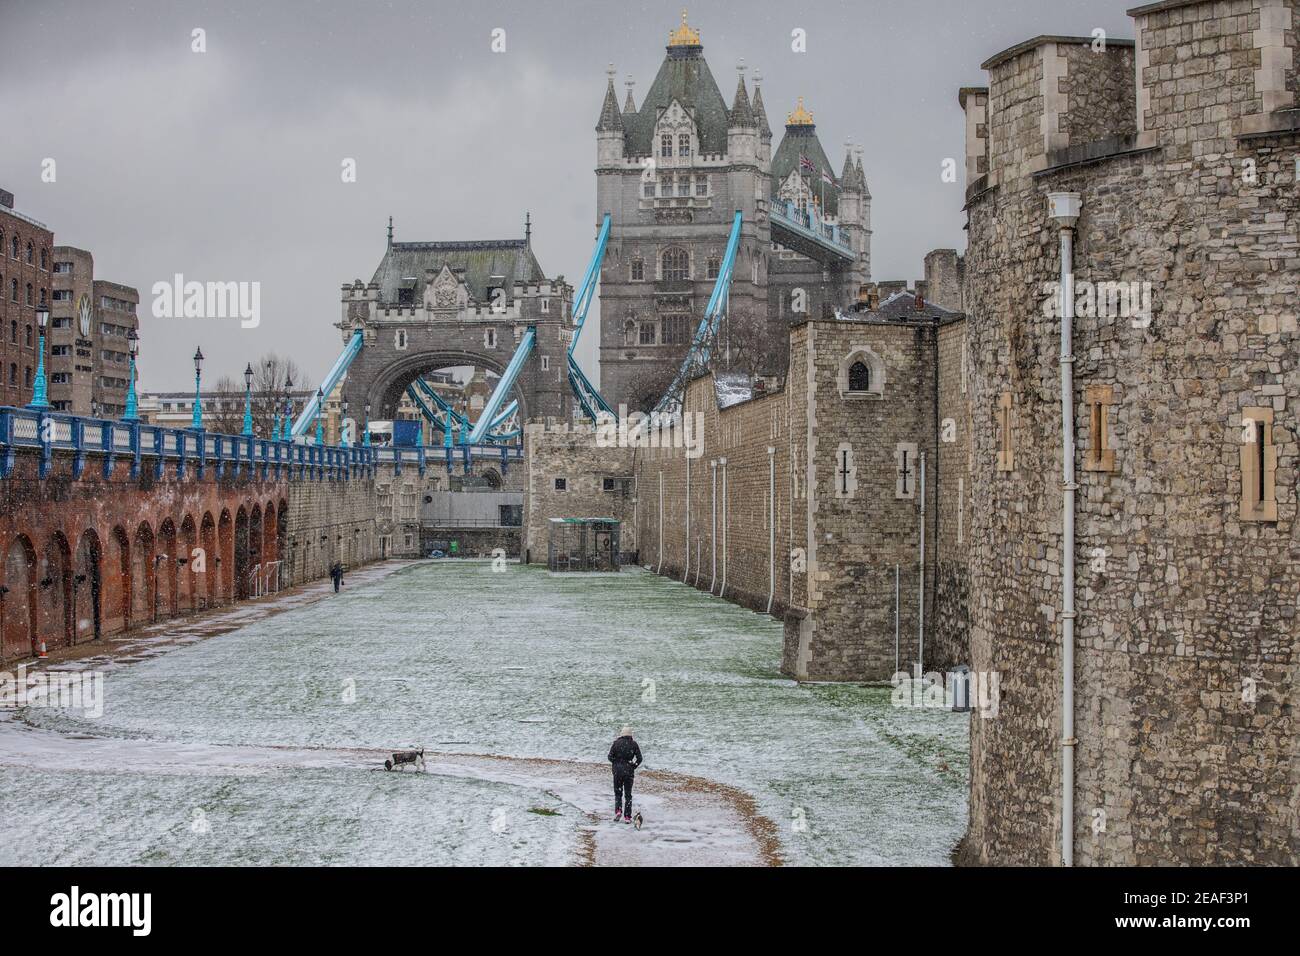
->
[3, 562, 968, 865]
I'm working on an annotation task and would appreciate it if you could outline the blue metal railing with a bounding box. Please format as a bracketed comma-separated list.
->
[769, 200, 854, 258]
[0, 405, 521, 482]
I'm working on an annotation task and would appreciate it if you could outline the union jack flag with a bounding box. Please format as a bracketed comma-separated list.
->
[799, 155, 815, 173]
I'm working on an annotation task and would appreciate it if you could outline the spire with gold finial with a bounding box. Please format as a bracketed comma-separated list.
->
[668, 8, 700, 47]
[787, 97, 815, 127]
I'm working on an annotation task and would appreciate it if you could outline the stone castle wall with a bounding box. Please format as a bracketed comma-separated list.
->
[630, 314, 969, 682]
[522, 422, 637, 565]
[635, 366, 793, 617]
[960, 0, 1300, 865]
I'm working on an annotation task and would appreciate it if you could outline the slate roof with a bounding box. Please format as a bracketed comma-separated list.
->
[369, 239, 545, 305]
[771, 122, 840, 217]
[871, 290, 960, 321]
[621, 44, 730, 156]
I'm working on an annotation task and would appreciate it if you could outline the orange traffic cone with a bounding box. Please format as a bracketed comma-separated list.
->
[37, 640, 48, 659]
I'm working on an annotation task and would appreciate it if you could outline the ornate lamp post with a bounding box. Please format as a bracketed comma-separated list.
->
[124, 329, 140, 421]
[281, 375, 294, 441]
[28, 304, 50, 410]
[362, 402, 371, 447]
[314, 387, 324, 445]
[241, 362, 254, 437]
[191, 347, 204, 428]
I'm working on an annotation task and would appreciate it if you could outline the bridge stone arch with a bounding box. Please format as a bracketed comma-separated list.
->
[335, 228, 577, 434]
[350, 348, 533, 427]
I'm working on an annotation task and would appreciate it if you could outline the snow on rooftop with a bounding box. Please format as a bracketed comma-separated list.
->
[714, 372, 753, 409]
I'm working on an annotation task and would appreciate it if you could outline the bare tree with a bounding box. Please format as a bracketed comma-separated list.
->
[202, 354, 311, 437]
[253, 353, 309, 438]
[717, 305, 789, 391]
[205, 375, 246, 435]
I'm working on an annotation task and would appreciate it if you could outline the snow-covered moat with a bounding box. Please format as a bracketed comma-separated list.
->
[0, 562, 968, 866]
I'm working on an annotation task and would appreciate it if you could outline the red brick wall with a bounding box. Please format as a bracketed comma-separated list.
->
[0, 449, 287, 661]
[0, 206, 55, 408]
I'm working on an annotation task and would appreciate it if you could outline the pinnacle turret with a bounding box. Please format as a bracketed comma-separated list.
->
[752, 72, 772, 140]
[596, 66, 623, 132]
[729, 66, 755, 127]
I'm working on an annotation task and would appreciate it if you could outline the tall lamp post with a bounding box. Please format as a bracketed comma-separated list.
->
[191, 347, 204, 428]
[314, 387, 324, 445]
[124, 329, 140, 421]
[241, 362, 254, 437]
[28, 304, 50, 410]
[281, 375, 294, 441]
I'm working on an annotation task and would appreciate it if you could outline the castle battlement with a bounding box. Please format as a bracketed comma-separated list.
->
[963, 0, 1299, 192]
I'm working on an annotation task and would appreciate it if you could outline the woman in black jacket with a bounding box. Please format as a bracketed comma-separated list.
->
[607, 725, 643, 823]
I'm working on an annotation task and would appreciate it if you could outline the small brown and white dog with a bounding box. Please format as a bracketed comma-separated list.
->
[384, 748, 425, 772]
[633, 812, 643, 830]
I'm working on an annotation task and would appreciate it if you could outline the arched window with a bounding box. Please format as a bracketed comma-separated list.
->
[677, 132, 690, 157]
[25, 242, 33, 264]
[8, 363, 15, 386]
[25, 325, 32, 346]
[623, 318, 636, 346]
[9, 236, 18, 259]
[25, 283, 33, 305]
[707, 256, 721, 280]
[9, 279, 15, 302]
[848, 361, 871, 392]
[839, 347, 885, 398]
[662, 247, 689, 282]
[660, 134, 672, 159]
[40, 248, 47, 270]
[9, 320, 15, 343]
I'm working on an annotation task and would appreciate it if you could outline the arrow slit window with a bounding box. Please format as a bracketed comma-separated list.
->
[1240, 407, 1277, 522]
[997, 392, 1013, 472]
[1084, 384, 1116, 472]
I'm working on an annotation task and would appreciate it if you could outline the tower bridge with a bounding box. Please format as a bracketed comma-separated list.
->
[596, 12, 872, 411]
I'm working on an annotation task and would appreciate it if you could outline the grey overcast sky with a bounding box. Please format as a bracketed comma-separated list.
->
[0, 0, 1128, 392]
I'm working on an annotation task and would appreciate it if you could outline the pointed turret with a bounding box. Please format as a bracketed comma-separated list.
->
[729, 65, 755, 127]
[855, 150, 871, 199]
[623, 74, 637, 115]
[596, 64, 625, 166]
[752, 69, 772, 141]
[596, 65, 623, 132]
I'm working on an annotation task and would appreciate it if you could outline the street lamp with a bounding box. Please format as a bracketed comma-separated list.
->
[314, 387, 324, 445]
[241, 362, 254, 437]
[281, 375, 294, 441]
[362, 402, 371, 447]
[123, 328, 140, 421]
[28, 304, 50, 410]
[191, 347, 204, 429]
[340, 399, 350, 447]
